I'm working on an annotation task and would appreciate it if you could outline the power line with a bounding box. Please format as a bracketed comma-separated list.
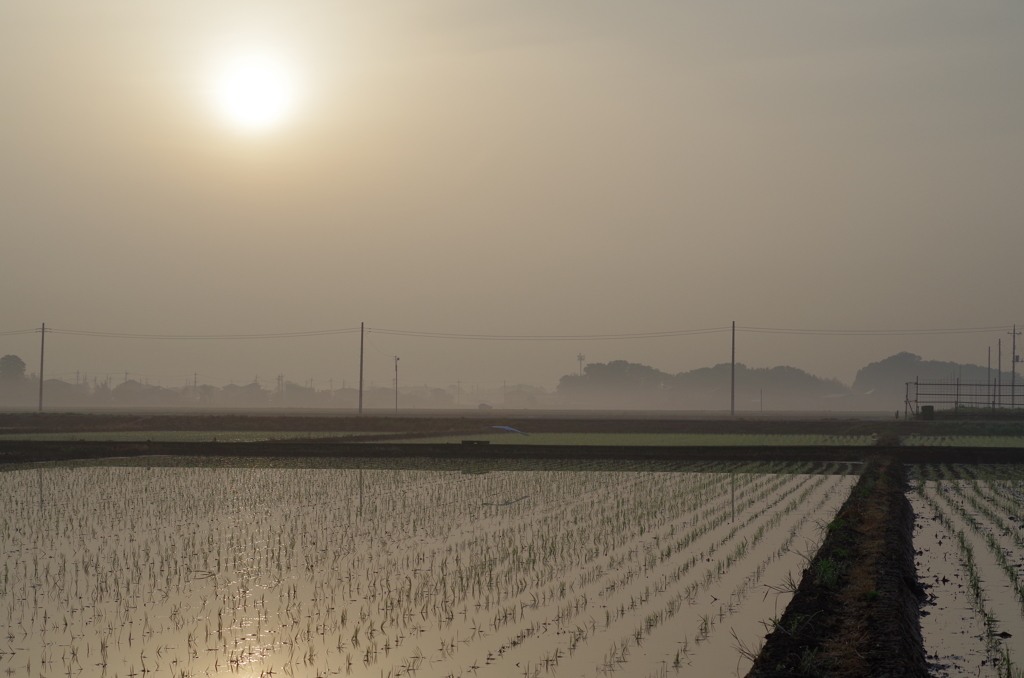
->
[367, 326, 731, 341]
[365, 335, 398, 358]
[1, 323, 1017, 342]
[737, 325, 1012, 336]
[44, 327, 362, 340]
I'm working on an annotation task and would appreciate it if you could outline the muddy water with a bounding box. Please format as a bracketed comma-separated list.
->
[0, 459, 854, 678]
[911, 491, 1000, 678]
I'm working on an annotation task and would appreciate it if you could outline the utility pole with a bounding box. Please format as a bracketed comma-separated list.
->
[394, 356, 399, 412]
[577, 353, 585, 377]
[38, 323, 46, 412]
[358, 322, 365, 414]
[989, 347, 993, 414]
[1011, 325, 1021, 408]
[999, 339, 1003, 409]
[730, 321, 736, 416]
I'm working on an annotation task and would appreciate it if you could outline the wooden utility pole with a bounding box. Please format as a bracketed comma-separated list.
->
[394, 356, 399, 412]
[999, 339, 1003, 409]
[38, 323, 45, 412]
[358, 322, 364, 414]
[1011, 325, 1021, 408]
[730, 321, 736, 416]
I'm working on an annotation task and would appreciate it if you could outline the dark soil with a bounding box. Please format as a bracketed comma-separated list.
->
[1, 440, 1022, 467]
[746, 456, 929, 678]
[0, 440, 876, 467]
[3, 412, 1024, 436]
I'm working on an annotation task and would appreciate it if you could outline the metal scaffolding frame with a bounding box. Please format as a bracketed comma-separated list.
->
[905, 378, 1024, 417]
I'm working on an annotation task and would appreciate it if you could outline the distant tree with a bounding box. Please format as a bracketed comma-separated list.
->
[852, 351, 998, 406]
[558, 360, 671, 394]
[557, 360, 675, 408]
[560, 359, 851, 410]
[0, 355, 26, 382]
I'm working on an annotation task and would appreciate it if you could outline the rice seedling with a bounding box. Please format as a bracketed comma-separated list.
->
[0, 457, 854, 678]
[912, 465, 1024, 676]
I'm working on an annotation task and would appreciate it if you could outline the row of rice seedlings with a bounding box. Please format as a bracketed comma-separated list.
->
[915, 470, 1021, 677]
[474, 466, 786, 672]
[403, 433, 876, 446]
[966, 465, 1024, 509]
[591, 466, 814, 614]
[937, 466, 1024, 661]
[0, 467, 704, 675]
[577, 466, 854, 676]
[904, 436, 1024, 448]
[630, 468, 855, 677]
[0, 430, 383, 442]
[623, 470, 849, 651]
[0, 461, 851, 678]
[391, 462, 847, 678]
[930, 475, 1024, 620]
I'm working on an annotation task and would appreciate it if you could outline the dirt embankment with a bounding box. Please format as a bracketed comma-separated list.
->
[4, 412, 1024, 436]
[746, 456, 928, 678]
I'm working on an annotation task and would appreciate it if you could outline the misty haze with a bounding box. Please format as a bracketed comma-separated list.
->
[3, 348, 1022, 413]
[4, 4, 1024, 678]
[2, 1, 1022, 409]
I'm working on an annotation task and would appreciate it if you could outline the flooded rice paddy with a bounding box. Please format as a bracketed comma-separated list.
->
[910, 464, 1024, 678]
[1, 458, 856, 678]
[903, 437, 1024, 448]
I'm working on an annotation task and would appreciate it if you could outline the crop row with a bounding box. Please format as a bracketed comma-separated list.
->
[0, 459, 854, 678]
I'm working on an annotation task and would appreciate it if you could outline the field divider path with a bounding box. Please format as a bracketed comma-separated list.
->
[0, 440, 938, 466]
[746, 456, 930, 678]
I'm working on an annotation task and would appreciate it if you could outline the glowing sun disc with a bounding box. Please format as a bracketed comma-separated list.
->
[214, 56, 296, 131]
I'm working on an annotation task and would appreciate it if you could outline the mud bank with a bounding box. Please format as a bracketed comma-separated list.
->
[746, 456, 928, 678]
[0, 440, 875, 466]
[1, 440, 1023, 467]
[4, 412, 1024, 436]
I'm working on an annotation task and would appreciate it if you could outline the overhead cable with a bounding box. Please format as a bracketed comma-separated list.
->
[45, 327, 362, 340]
[738, 325, 1012, 336]
[366, 327, 732, 341]
[3, 323, 1017, 342]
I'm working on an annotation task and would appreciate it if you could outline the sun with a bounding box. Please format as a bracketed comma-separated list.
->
[213, 55, 297, 132]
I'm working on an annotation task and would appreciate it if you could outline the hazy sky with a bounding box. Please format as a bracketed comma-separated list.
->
[2, 0, 1023, 395]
